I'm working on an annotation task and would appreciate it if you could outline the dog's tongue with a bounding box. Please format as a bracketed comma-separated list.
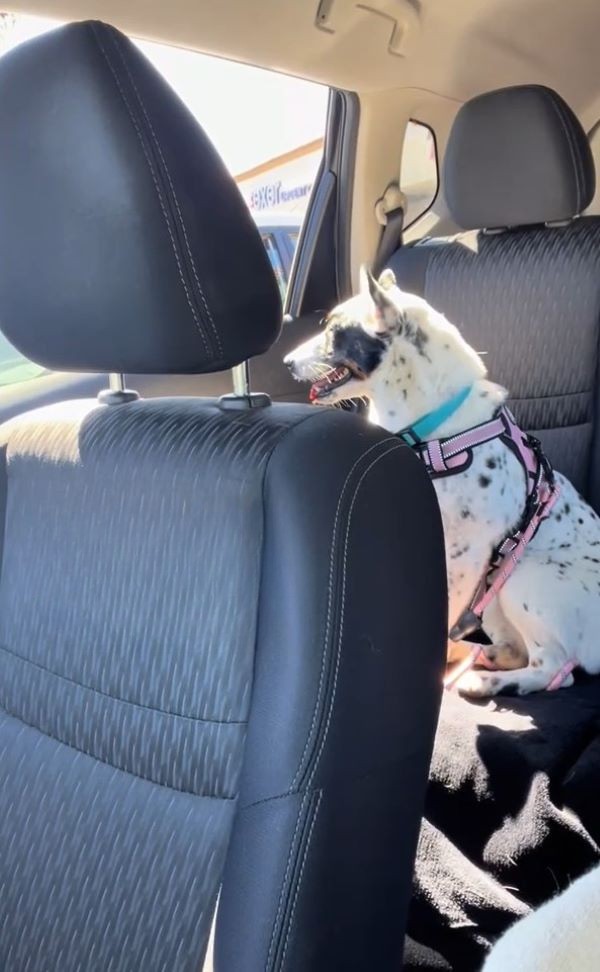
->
[309, 366, 350, 401]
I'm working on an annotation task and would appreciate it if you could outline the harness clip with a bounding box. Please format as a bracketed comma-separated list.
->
[449, 609, 482, 642]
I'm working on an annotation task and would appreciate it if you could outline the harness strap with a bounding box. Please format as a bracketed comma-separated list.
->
[546, 658, 577, 691]
[400, 399, 576, 693]
[474, 485, 558, 614]
[449, 470, 560, 641]
[415, 414, 506, 474]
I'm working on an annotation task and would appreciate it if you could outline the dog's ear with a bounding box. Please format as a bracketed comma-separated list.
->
[378, 268, 396, 291]
[360, 265, 399, 333]
[359, 264, 372, 297]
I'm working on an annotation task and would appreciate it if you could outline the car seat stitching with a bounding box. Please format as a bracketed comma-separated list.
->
[265, 789, 311, 971]
[306, 442, 404, 791]
[90, 24, 210, 355]
[267, 442, 403, 968]
[555, 97, 584, 212]
[0, 643, 245, 725]
[242, 740, 427, 811]
[544, 91, 582, 212]
[279, 790, 323, 970]
[111, 33, 223, 357]
[0, 705, 236, 800]
[422, 245, 434, 303]
[241, 791, 296, 811]
[511, 388, 590, 402]
[289, 436, 401, 790]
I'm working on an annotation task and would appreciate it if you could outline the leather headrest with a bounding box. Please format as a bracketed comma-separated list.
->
[443, 84, 595, 230]
[0, 21, 282, 374]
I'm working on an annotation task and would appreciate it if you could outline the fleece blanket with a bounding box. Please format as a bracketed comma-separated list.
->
[403, 676, 600, 971]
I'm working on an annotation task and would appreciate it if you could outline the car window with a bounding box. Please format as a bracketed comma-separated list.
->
[286, 229, 300, 251]
[261, 233, 288, 300]
[0, 12, 328, 385]
[0, 333, 45, 386]
[400, 120, 438, 227]
[236, 139, 323, 291]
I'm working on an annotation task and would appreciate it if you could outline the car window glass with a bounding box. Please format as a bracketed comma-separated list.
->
[400, 120, 438, 227]
[261, 233, 288, 300]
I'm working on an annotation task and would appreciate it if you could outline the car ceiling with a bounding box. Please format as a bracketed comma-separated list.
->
[7, 0, 600, 118]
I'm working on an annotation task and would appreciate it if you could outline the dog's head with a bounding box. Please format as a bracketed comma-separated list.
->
[285, 268, 486, 425]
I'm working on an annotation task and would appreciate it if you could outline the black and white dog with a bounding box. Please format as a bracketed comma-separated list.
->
[285, 268, 600, 697]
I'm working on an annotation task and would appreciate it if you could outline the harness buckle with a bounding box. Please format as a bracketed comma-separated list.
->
[449, 609, 482, 642]
[529, 433, 556, 486]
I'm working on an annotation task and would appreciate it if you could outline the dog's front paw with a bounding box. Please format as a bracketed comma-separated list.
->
[456, 670, 503, 699]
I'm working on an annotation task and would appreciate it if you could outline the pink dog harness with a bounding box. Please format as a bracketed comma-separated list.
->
[400, 399, 577, 691]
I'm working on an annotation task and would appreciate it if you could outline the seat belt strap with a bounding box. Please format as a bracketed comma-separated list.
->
[374, 183, 406, 275]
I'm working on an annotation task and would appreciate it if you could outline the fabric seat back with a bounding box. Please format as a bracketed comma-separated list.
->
[389, 86, 600, 504]
[0, 22, 446, 971]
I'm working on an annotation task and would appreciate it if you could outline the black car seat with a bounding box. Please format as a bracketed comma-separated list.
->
[0, 21, 446, 972]
[389, 85, 600, 507]
[390, 85, 600, 972]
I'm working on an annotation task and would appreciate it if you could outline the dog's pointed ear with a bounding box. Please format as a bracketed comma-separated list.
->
[360, 265, 399, 333]
[359, 264, 372, 297]
[378, 268, 396, 291]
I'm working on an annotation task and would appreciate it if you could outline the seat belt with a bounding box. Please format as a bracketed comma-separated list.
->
[373, 182, 406, 275]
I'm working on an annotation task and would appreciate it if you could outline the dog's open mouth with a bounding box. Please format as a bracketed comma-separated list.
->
[309, 365, 355, 401]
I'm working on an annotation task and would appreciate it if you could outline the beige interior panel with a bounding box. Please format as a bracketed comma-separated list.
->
[6, 0, 600, 114]
[5, 1, 600, 275]
[350, 86, 461, 281]
[586, 120, 600, 216]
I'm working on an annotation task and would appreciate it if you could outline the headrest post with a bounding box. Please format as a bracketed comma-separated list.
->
[232, 361, 250, 397]
[219, 360, 271, 412]
[97, 372, 139, 407]
[109, 372, 126, 392]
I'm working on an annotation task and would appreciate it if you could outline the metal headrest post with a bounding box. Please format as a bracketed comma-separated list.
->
[232, 361, 250, 397]
[219, 360, 271, 411]
[98, 372, 139, 406]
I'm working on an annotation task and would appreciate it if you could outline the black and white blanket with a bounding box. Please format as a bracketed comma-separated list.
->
[403, 677, 600, 971]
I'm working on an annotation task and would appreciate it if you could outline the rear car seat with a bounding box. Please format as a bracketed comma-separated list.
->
[397, 85, 600, 972]
[389, 85, 600, 505]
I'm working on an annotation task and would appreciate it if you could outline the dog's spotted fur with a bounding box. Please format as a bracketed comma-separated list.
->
[285, 268, 600, 697]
